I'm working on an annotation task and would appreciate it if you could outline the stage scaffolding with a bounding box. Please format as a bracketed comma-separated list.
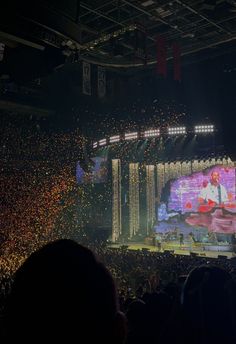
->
[112, 159, 122, 242]
[146, 165, 156, 235]
[129, 163, 140, 238]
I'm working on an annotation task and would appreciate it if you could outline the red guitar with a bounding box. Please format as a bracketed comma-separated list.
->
[198, 199, 236, 213]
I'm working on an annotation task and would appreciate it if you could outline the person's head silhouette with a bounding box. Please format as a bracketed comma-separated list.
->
[181, 265, 236, 344]
[4, 240, 126, 343]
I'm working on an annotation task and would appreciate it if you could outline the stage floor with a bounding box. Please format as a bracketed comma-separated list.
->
[109, 241, 235, 259]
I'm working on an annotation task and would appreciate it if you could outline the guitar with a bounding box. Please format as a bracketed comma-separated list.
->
[198, 200, 236, 213]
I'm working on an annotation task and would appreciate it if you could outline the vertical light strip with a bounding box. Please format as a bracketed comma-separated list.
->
[129, 163, 140, 238]
[227, 157, 234, 167]
[191, 159, 199, 173]
[202, 159, 210, 170]
[168, 162, 175, 180]
[156, 163, 165, 204]
[175, 161, 182, 178]
[164, 162, 170, 184]
[210, 158, 216, 166]
[112, 159, 122, 242]
[146, 165, 156, 236]
[181, 161, 192, 176]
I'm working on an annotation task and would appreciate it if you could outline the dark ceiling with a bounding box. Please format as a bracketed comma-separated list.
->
[0, 0, 236, 74]
[79, 0, 236, 67]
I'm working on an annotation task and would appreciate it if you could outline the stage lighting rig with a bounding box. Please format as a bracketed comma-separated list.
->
[168, 127, 186, 135]
[125, 132, 138, 140]
[99, 138, 107, 146]
[143, 129, 160, 138]
[110, 135, 120, 143]
[194, 125, 214, 133]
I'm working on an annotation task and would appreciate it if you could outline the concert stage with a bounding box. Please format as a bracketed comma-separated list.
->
[84, 129, 236, 250]
[109, 240, 235, 259]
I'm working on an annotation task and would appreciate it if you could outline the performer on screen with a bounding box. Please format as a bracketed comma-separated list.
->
[179, 233, 184, 247]
[198, 171, 228, 210]
[157, 202, 178, 221]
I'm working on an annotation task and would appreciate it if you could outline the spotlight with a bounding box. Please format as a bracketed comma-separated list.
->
[194, 125, 214, 133]
[143, 129, 160, 138]
[93, 142, 98, 148]
[99, 138, 107, 146]
[168, 126, 186, 135]
[125, 132, 138, 140]
[109, 135, 120, 143]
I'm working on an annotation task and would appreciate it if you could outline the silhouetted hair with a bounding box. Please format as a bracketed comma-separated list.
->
[181, 265, 236, 344]
[4, 240, 119, 343]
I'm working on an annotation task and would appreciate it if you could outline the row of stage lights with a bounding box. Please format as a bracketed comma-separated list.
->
[93, 125, 214, 149]
[195, 125, 214, 133]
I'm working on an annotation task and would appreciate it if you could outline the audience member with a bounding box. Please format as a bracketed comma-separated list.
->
[181, 265, 236, 344]
[3, 240, 126, 344]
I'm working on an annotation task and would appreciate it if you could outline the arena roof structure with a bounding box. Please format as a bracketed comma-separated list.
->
[0, 0, 236, 73]
[79, 0, 236, 68]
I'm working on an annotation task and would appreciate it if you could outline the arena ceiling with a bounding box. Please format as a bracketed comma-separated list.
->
[79, 0, 236, 68]
[0, 0, 236, 74]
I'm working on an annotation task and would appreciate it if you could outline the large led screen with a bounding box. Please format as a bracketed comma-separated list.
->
[158, 166, 236, 234]
[76, 156, 108, 184]
[168, 166, 236, 214]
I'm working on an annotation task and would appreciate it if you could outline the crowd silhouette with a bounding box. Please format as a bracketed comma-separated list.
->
[2, 240, 236, 343]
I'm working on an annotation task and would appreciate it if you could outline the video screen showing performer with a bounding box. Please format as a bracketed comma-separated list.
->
[168, 166, 236, 214]
[198, 171, 228, 212]
[76, 156, 108, 184]
[166, 166, 236, 233]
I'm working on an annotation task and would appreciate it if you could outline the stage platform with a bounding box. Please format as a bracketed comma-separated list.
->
[109, 241, 235, 259]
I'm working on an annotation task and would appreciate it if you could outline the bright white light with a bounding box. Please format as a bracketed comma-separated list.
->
[93, 142, 98, 148]
[195, 125, 214, 133]
[125, 132, 138, 140]
[110, 135, 120, 143]
[168, 126, 186, 135]
[144, 129, 160, 138]
[99, 138, 107, 146]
